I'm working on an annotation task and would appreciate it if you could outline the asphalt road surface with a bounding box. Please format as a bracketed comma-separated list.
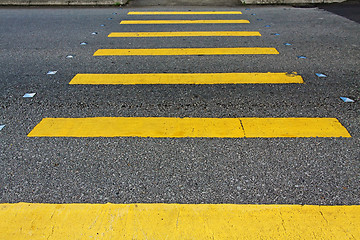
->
[0, 6, 359, 208]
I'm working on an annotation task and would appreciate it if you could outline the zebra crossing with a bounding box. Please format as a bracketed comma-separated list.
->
[2, 8, 358, 239]
[28, 10, 350, 139]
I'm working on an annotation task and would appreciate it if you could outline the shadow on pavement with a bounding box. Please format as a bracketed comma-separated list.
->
[317, 0, 360, 23]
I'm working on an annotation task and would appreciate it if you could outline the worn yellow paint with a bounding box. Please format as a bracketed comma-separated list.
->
[93, 48, 279, 56]
[69, 73, 303, 85]
[28, 117, 244, 138]
[120, 19, 250, 24]
[108, 31, 261, 37]
[241, 118, 351, 138]
[1, 203, 359, 239]
[128, 11, 243, 15]
[27, 117, 350, 138]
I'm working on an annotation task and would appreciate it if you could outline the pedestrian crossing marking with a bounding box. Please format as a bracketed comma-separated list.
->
[108, 31, 261, 37]
[241, 118, 350, 138]
[1, 203, 359, 239]
[69, 73, 303, 85]
[27, 117, 350, 138]
[128, 11, 243, 15]
[120, 20, 250, 24]
[93, 48, 279, 56]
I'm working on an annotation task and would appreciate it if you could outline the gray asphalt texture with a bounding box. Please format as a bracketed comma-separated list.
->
[0, 6, 359, 205]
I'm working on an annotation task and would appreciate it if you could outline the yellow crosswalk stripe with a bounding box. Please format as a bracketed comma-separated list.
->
[128, 11, 243, 15]
[69, 73, 303, 85]
[120, 20, 250, 24]
[1, 203, 359, 239]
[27, 117, 351, 138]
[93, 48, 279, 56]
[108, 31, 261, 37]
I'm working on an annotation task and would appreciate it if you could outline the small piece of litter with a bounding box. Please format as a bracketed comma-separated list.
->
[91, 32, 98, 35]
[297, 56, 307, 59]
[340, 97, 355, 103]
[47, 71, 57, 75]
[100, 24, 105, 26]
[112, 13, 117, 15]
[23, 93, 36, 98]
[66, 55, 74, 59]
[257, 19, 263, 21]
[80, 42, 87, 45]
[315, 73, 327, 77]
[0, 125, 5, 131]
[265, 25, 271, 27]
[245, 8, 251, 10]
[251, 13, 256, 15]
[272, 33, 280, 35]
[284, 43, 292, 46]
[107, 18, 112, 20]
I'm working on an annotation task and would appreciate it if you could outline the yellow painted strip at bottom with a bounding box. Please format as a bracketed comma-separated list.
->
[93, 48, 279, 56]
[127, 11, 243, 14]
[27, 117, 351, 138]
[108, 31, 261, 37]
[120, 20, 250, 24]
[1, 203, 359, 239]
[69, 73, 303, 85]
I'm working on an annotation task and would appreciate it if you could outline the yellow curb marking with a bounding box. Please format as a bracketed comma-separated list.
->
[27, 117, 351, 138]
[69, 73, 303, 85]
[108, 31, 261, 37]
[1, 203, 359, 239]
[93, 48, 279, 56]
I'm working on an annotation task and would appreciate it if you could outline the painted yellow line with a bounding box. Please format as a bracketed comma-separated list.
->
[27, 117, 351, 138]
[120, 20, 250, 24]
[69, 73, 303, 85]
[128, 11, 243, 15]
[108, 31, 261, 37]
[1, 203, 359, 239]
[93, 48, 279, 56]
[240, 118, 351, 138]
